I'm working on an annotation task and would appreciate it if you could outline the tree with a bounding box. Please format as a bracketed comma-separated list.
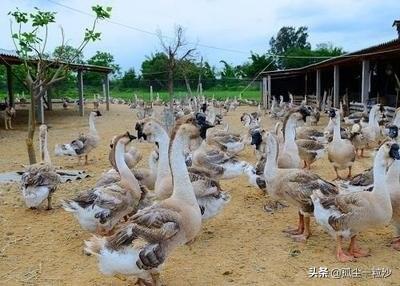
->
[85, 51, 120, 88]
[281, 42, 345, 69]
[269, 26, 311, 69]
[53, 45, 84, 63]
[157, 25, 196, 103]
[120, 68, 137, 90]
[8, 5, 111, 164]
[240, 53, 276, 78]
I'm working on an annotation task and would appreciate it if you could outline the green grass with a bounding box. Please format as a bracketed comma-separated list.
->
[1, 89, 262, 102]
[110, 89, 261, 102]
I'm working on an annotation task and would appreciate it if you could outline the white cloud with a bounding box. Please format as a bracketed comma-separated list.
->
[1, 0, 399, 72]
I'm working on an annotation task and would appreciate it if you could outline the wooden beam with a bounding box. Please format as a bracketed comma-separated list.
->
[316, 69, 321, 109]
[6, 65, 14, 107]
[333, 65, 340, 108]
[77, 70, 84, 116]
[104, 73, 110, 111]
[361, 59, 370, 104]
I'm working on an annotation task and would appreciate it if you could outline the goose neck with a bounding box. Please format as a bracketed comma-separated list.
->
[155, 128, 171, 187]
[115, 141, 141, 200]
[333, 117, 341, 142]
[169, 130, 197, 204]
[89, 113, 97, 135]
[264, 138, 278, 182]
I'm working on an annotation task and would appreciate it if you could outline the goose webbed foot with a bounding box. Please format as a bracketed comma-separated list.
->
[336, 235, 356, 262]
[391, 238, 400, 251]
[348, 236, 370, 257]
[135, 278, 153, 286]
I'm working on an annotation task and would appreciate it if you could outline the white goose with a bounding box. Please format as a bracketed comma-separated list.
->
[55, 110, 102, 165]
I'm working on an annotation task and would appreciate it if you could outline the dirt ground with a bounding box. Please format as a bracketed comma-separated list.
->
[0, 103, 399, 286]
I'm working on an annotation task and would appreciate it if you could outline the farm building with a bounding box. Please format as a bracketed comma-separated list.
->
[0, 49, 113, 123]
[261, 21, 400, 111]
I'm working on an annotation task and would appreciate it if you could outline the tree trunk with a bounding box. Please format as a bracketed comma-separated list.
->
[26, 86, 37, 164]
[183, 73, 192, 96]
[168, 68, 174, 110]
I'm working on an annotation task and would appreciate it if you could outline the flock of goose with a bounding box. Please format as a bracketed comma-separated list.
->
[17, 95, 400, 285]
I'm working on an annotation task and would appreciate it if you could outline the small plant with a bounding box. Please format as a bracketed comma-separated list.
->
[8, 5, 111, 164]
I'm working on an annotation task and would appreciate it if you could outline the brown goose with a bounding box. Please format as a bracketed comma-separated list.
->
[84, 115, 205, 286]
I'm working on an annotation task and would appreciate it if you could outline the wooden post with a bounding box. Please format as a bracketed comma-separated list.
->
[6, 65, 14, 107]
[199, 83, 203, 96]
[267, 75, 272, 109]
[304, 73, 308, 96]
[47, 87, 53, 111]
[262, 77, 268, 108]
[77, 70, 84, 116]
[333, 65, 340, 108]
[316, 69, 321, 109]
[150, 85, 153, 102]
[361, 60, 370, 104]
[104, 73, 110, 111]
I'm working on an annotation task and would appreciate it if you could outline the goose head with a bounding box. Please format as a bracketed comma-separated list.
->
[376, 141, 400, 170]
[142, 119, 167, 143]
[109, 131, 136, 170]
[386, 125, 399, 139]
[91, 110, 102, 117]
[195, 112, 214, 139]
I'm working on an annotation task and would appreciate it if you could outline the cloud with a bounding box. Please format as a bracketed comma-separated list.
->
[1, 0, 399, 72]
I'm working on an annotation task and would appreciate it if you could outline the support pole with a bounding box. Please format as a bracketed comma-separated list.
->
[104, 73, 110, 111]
[316, 69, 321, 109]
[150, 85, 153, 102]
[333, 65, 340, 108]
[77, 69, 84, 116]
[267, 75, 272, 109]
[305, 73, 308, 96]
[262, 77, 268, 109]
[6, 65, 14, 107]
[361, 60, 370, 104]
[47, 87, 53, 111]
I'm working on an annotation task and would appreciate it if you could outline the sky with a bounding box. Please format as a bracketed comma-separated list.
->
[1, 0, 400, 73]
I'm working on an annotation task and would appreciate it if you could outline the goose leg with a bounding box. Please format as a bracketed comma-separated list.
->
[151, 273, 162, 286]
[348, 235, 370, 257]
[46, 195, 53, 210]
[347, 166, 352, 179]
[336, 235, 355, 262]
[283, 212, 304, 235]
[85, 155, 88, 165]
[77, 156, 81, 165]
[292, 216, 311, 242]
[333, 167, 342, 180]
[303, 160, 307, 169]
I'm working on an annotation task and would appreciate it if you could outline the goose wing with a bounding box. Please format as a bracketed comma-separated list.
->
[318, 192, 368, 231]
[21, 163, 60, 188]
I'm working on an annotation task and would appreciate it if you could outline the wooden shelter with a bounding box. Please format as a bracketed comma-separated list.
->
[0, 49, 113, 123]
[261, 38, 400, 109]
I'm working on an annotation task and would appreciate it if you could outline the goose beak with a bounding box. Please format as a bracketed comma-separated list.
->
[126, 132, 137, 141]
[389, 143, 400, 160]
